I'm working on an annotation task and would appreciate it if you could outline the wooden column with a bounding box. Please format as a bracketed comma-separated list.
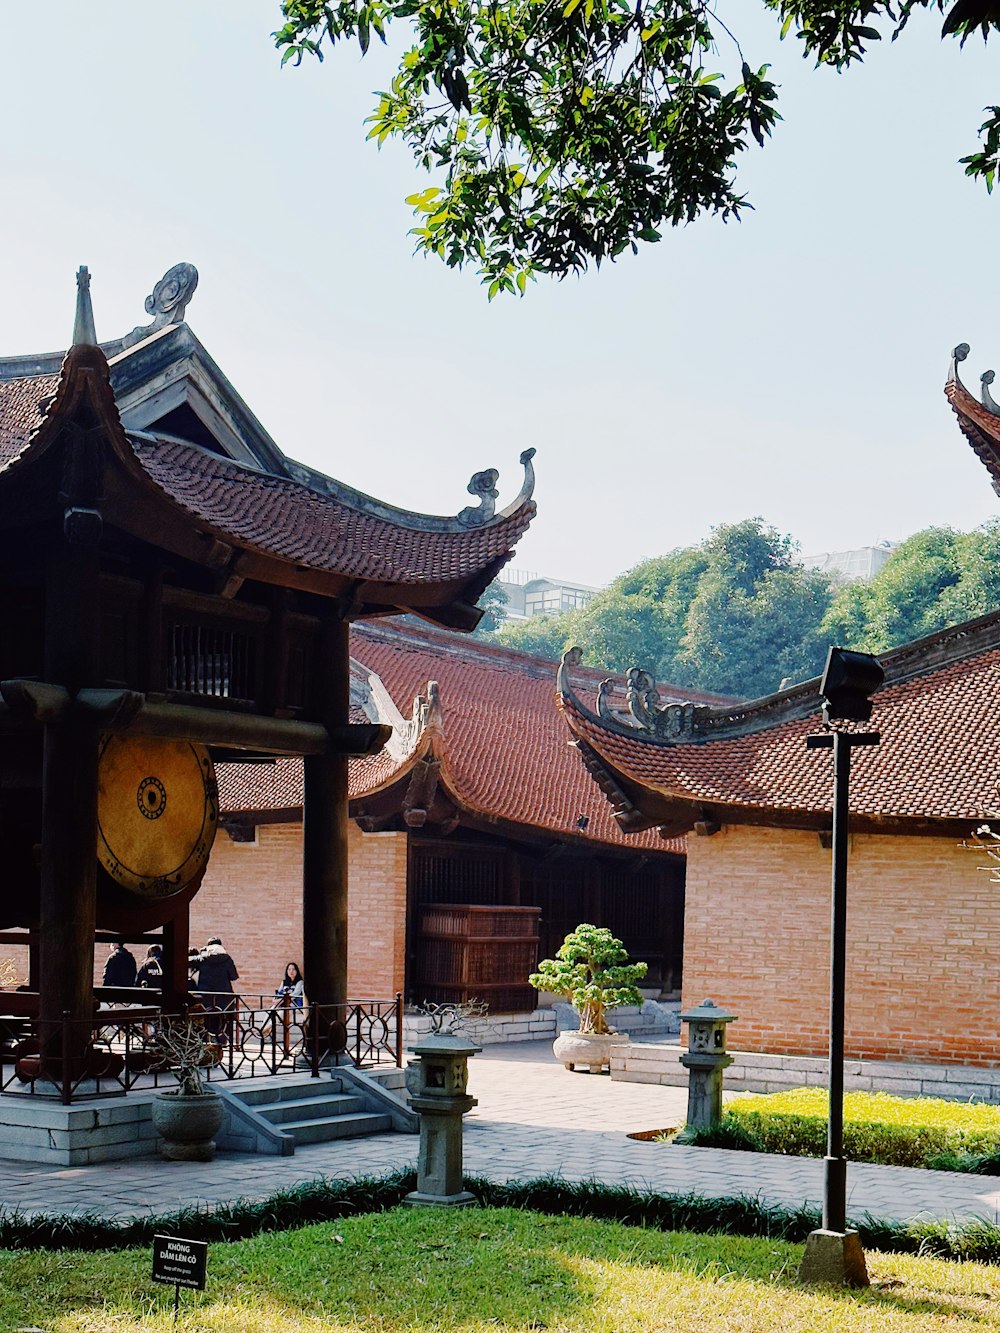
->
[38, 720, 99, 1040]
[302, 615, 350, 1008]
[162, 911, 190, 1014]
[39, 523, 102, 1057]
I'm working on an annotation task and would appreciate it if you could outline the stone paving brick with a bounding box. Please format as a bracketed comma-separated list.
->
[0, 1042, 999, 1225]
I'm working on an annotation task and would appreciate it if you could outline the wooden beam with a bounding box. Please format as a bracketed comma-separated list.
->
[111, 701, 329, 755]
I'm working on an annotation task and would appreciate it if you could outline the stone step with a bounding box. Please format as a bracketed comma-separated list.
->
[255, 1093, 366, 1125]
[280, 1111, 393, 1144]
[231, 1078, 345, 1108]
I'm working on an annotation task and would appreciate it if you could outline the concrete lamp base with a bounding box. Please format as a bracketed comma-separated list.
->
[799, 1229, 870, 1288]
[403, 1189, 478, 1208]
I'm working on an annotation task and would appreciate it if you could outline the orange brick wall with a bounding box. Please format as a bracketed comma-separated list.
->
[683, 825, 1000, 1066]
[191, 821, 409, 1001]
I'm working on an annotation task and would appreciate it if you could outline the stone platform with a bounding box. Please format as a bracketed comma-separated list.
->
[611, 1042, 1000, 1102]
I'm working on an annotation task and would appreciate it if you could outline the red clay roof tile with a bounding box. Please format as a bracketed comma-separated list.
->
[561, 625, 1000, 826]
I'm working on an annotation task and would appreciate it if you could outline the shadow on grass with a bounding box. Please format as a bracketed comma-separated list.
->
[7, 1207, 1000, 1332]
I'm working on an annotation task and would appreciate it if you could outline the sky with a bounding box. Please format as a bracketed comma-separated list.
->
[0, 2, 998, 587]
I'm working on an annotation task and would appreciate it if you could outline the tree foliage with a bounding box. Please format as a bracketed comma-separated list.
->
[472, 577, 509, 635]
[275, 0, 1000, 288]
[528, 922, 647, 1033]
[821, 521, 1000, 652]
[495, 519, 1000, 697]
[498, 517, 833, 697]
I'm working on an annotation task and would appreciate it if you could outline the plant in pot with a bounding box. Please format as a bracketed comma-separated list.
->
[529, 923, 647, 1073]
[150, 1017, 225, 1161]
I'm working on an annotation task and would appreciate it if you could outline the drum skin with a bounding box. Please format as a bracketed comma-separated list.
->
[96, 735, 218, 900]
[0, 736, 218, 933]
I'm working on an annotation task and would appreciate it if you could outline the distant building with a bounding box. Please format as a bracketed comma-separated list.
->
[800, 542, 895, 582]
[500, 569, 601, 619]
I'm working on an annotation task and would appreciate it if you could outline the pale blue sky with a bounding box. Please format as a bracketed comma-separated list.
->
[1, 2, 997, 586]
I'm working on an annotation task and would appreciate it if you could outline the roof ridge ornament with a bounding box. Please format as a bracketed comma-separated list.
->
[949, 342, 970, 390]
[457, 467, 500, 527]
[72, 266, 98, 347]
[458, 447, 537, 528]
[982, 369, 1000, 417]
[120, 262, 199, 349]
[627, 666, 701, 738]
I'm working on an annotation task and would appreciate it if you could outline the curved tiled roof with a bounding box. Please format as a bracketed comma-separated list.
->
[346, 623, 693, 852]
[0, 372, 59, 468]
[560, 617, 1000, 831]
[947, 375, 1000, 496]
[216, 757, 303, 813]
[132, 434, 535, 586]
[216, 624, 710, 852]
[0, 340, 535, 610]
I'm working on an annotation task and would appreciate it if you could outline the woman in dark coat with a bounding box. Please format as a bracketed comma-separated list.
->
[196, 938, 239, 1041]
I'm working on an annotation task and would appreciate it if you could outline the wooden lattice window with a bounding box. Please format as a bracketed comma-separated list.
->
[166, 619, 256, 702]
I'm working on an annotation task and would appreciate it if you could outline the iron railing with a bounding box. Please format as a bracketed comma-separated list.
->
[0, 992, 403, 1104]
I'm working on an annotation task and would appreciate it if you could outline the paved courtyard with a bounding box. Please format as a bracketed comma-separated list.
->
[2, 1040, 1000, 1226]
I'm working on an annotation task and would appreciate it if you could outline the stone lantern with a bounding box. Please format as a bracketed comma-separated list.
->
[404, 1030, 481, 1207]
[678, 998, 738, 1134]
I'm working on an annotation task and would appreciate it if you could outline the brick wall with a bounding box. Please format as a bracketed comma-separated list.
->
[683, 825, 1000, 1066]
[191, 821, 409, 1001]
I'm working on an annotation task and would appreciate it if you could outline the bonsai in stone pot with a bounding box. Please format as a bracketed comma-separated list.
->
[529, 924, 647, 1073]
[150, 1018, 225, 1161]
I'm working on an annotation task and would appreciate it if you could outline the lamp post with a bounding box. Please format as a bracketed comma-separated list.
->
[799, 646, 883, 1289]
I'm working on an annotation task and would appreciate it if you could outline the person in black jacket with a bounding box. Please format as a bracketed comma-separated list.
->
[135, 944, 163, 989]
[102, 942, 137, 988]
[196, 938, 239, 1042]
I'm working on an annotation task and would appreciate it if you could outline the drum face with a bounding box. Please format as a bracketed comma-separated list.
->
[97, 736, 218, 898]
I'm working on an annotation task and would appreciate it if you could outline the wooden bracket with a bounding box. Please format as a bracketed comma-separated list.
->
[0, 679, 72, 722]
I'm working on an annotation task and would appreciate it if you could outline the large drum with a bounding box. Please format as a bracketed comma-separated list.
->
[97, 735, 218, 899]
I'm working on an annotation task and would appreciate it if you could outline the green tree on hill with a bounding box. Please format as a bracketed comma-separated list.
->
[495, 521, 1000, 696]
[498, 517, 833, 696]
[823, 521, 1000, 653]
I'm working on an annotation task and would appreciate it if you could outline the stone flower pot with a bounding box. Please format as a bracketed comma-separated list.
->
[152, 1089, 224, 1161]
[552, 1030, 625, 1074]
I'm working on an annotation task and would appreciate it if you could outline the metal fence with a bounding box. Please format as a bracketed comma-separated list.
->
[0, 992, 403, 1104]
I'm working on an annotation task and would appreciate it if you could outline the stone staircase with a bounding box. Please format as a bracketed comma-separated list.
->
[215, 1069, 416, 1155]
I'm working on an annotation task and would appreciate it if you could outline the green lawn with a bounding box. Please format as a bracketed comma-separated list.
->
[5, 1206, 1000, 1332]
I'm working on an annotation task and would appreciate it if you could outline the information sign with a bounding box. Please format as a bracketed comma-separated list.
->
[152, 1235, 208, 1291]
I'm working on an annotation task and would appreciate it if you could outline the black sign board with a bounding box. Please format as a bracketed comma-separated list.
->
[152, 1235, 208, 1291]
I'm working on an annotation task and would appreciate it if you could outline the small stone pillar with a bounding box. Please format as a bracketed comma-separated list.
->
[678, 998, 738, 1134]
[404, 1031, 481, 1207]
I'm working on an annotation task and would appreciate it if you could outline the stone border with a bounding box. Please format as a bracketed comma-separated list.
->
[611, 1043, 1000, 1103]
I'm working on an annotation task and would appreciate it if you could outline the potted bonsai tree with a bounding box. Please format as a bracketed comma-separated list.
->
[529, 923, 647, 1073]
[150, 1017, 225, 1160]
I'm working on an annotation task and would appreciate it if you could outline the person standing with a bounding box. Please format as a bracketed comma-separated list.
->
[135, 944, 163, 989]
[196, 937, 239, 1042]
[102, 941, 137, 987]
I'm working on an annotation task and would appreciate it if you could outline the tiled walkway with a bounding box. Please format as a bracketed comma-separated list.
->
[3, 1041, 1000, 1226]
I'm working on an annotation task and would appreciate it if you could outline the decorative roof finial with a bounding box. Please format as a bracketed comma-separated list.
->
[144, 262, 198, 328]
[73, 266, 97, 347]
[119, 261, 199, 350]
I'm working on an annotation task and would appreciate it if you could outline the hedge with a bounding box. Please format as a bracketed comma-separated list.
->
[688, 1087, 1000, 1171]
[3, 1171, 1000, 1264]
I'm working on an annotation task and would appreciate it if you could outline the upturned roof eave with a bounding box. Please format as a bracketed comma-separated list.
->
[566, 722, 986, 840]
[1, 344, 534, 622]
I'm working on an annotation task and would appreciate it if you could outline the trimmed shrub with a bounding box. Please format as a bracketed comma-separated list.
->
[687, 1088, 1000, 1171]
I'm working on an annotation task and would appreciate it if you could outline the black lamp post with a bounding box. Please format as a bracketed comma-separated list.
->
[799, 646, 883, 1288]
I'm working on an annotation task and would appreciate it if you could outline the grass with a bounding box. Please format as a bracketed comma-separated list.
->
[687, 1087, 1000, 1171]
[6, 1206, 1000, 1331]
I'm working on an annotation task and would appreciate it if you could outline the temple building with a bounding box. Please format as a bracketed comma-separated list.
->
[0, 263, 536, 1090]
[204, 623, 729, 1010]
[554, 343, 1000, 1072]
